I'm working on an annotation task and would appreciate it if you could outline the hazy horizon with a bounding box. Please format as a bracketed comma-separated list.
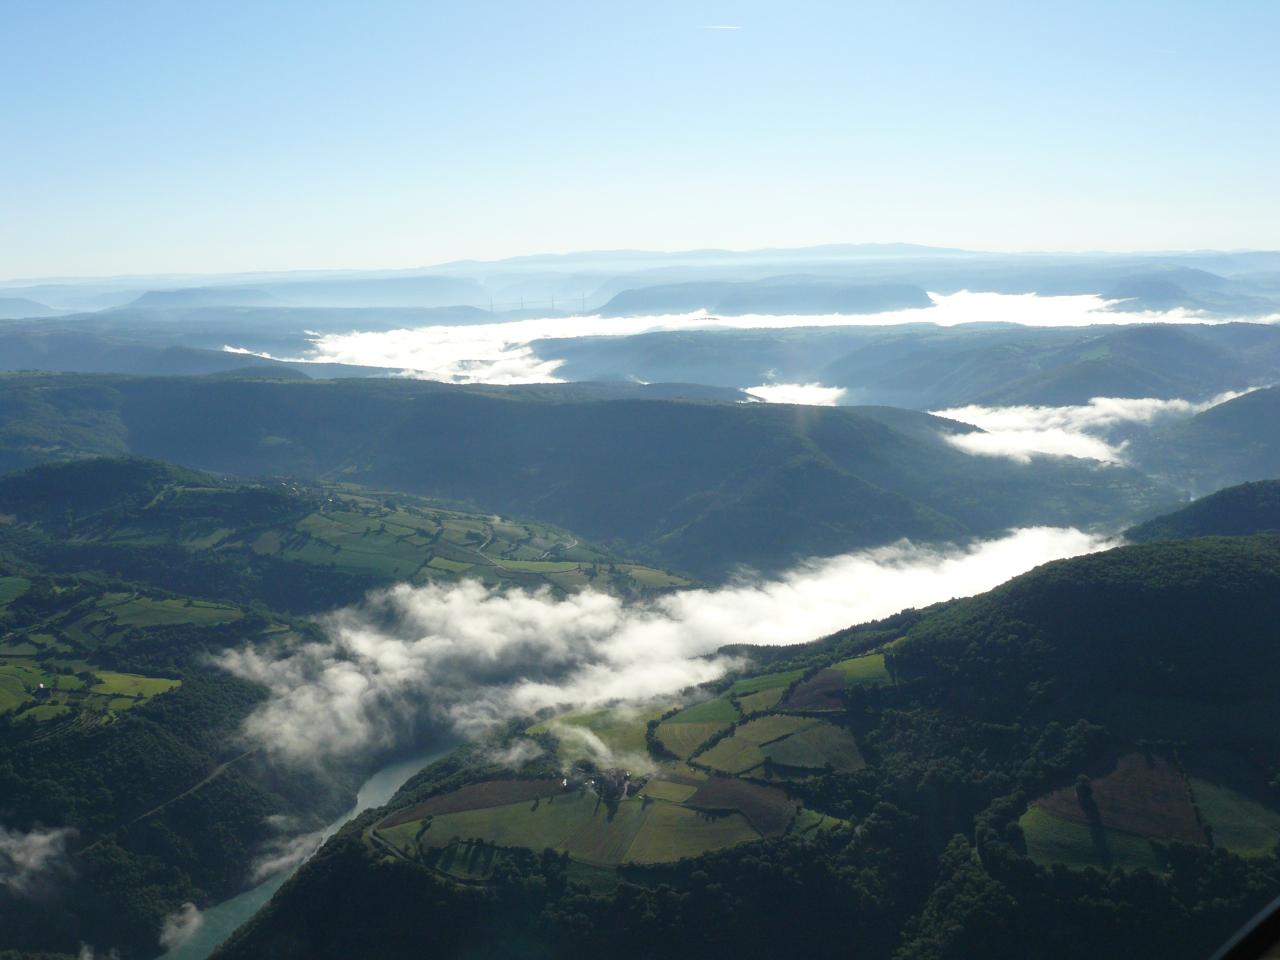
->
[6, 239, 1280, 288]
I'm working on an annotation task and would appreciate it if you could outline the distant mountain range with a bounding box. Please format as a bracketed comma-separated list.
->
[599, 279, 933, 316]
[0, 296, 58, 319]
[543, 322, 1280, 407]
[5, 244, 1280, 314]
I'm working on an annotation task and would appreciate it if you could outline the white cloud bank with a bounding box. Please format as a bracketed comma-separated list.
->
[158, 902, 204, 951]
[224, 291, 1246, 386]
[218, 527, 1110, 766]
[746, 382, 848, 405]
[932, 390, 1251, 463]
[0, 824, 76, 897]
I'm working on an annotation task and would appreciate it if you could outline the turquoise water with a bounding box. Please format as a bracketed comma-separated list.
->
[158, 744, 453, 959]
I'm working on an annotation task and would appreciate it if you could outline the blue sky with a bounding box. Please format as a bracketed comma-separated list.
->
[2, 0, 1278, 278]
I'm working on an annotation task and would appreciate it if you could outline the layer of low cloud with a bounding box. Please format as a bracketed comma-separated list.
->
[223, 291, 1242, 386]
[218, 527, 1110, 766]
[746, 382, 847, 405]
[932, 390, 1250, 463]
[158, 902, 204, 951]
[0, 824, 75, 897]
[248, 829, 327, 882]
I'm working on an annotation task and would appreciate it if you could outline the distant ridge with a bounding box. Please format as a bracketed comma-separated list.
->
[125, 286, 280, 308]
[600, 279, 933, 317]
[1127, 479, 1280, 542]
[0, 296, 58, 318]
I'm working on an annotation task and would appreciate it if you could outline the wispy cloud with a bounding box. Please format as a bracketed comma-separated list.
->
[0, 824, 76, 897]
[217, 527, 1110, 766]
[158, 902, 204, 951]
[932, 390, 1250, 463]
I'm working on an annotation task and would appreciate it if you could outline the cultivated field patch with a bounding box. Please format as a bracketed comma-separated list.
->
[0, 576, 31, 606]
[527, 704, 667, 762]
[782, 670, 848, 711]
[729, 670, 804, 697]
[657, 722, 728, 760]
[1035, 753, 1204, 844]
[762, 723, 865, 773]
[685, 778, 796, 837]
[1190, 778, 1280, 858]
[832, 653, 890, 686]
[379, 779, 564, 829]
[736, 688, 785, 714]
[699, 737, 766, 775]
[1018, 805, 1162, 873]
[668, 698, 740, 725]
[625, 802, 757, 864]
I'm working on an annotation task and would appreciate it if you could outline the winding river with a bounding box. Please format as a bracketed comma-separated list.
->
[159, 743, 454, 960]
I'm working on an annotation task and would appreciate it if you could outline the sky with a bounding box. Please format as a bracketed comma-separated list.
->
[3, 0, 1279, 278]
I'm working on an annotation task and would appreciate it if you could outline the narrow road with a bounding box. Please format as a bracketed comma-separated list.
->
[80, 748, 257, 852]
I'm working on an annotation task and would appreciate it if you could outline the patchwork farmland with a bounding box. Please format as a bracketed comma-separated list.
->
[373, 654, 892, 883]
[1020, 750, 1280, 871]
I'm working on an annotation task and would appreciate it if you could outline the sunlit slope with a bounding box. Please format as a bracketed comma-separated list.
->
[0, 457, 686, 611]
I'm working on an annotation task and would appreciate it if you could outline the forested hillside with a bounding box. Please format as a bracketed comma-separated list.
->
[0, 374, 1165, 577]
[1127, 479, 1280, 542]
[216, 536, 1280, 960]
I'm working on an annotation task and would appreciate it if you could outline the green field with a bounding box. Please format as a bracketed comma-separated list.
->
[832, 653, 890, 686]
[655, 698, 740, 758]
[373, 674, 871, 882]
[234, 491, 692, 597]
[1018, 805, 1162, 872]
[624, 802, 757, 864]
[640, 778, 699, 803]
[667, 698, 740, 725]
[0, 659, 179, 721]
[383, 787, 760, 869]
[736, 687, 785, 714]
[14, 469, 692, 601]
[699, 736, 767, 775]
[1190, 778, 1280, 858]
[0, 672, 27, 711]
[0, 576, 31, 606]
[699, 716, 821, 775]
[697, 717, 862, 777]
[657, 722, 728, 759]
[762, 722, 865, 773]
[733, 715, 818, 744]
[792, 808, 848, 835]
[90, 671, 181, 698]
[729, 670, 804, 696]
[21, 703, 72, 723]
[104, 595, 241, 628]
[618, 566, 688, 589]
